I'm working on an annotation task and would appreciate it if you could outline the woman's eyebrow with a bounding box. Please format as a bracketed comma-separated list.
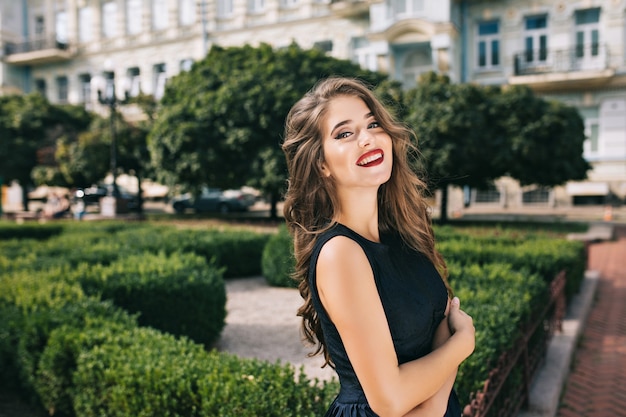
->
[329, 112, 374, 136]
[330, 120, 350, 136]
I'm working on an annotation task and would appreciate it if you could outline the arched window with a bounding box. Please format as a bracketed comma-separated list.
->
[402, 46, 432, 88]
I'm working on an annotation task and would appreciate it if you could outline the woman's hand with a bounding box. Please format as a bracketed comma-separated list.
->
[447, 297, 475, 356]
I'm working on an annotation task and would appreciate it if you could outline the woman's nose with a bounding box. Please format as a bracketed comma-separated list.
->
[358, 129, 373, 147]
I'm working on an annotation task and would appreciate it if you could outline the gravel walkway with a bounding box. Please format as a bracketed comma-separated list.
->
[215, 276, 337, 383]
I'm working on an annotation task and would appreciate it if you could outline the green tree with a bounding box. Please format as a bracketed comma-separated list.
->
[0, 94, 91, 211]
[404, 73, 589, 223]
[56, 97, 154, 213]
[404, 73, 506, 222]
[149, 42, 397, 218]
[495, 85, 590, 186]
[55, 116, 112, 188]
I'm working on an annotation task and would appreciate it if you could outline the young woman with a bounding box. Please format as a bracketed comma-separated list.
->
[282, 77, 475, 417]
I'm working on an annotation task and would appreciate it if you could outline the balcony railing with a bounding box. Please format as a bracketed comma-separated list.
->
[4, 36, 68, 56]
[514, 44, 609, 76]
[3, 35, 73, 65]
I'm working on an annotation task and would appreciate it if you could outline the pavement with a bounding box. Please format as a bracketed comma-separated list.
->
[519, 223, 626, 417]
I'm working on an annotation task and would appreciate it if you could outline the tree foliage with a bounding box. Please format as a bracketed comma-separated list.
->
[148, 43, 398, 217]
[56, 104, 152, 207]
[404, 73, 589, 222]
[494, 85, 590, 186]
[0, 94, 91, 209]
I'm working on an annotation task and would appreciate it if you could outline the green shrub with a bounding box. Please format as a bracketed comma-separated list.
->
[35, 317, 137, 417]
[438, 237, 586, 299]
[190, 229, 272, 278]
[72, 326, 337, 417]
[449, 262, 547, 404]
[76, 252, 227, 347]
[262, 225, 297, 288]
[113, 226, 271, 278]
[0, 222, 64, 240]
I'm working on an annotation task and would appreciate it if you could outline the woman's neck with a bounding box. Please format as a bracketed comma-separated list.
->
[334, 188, 380, 243]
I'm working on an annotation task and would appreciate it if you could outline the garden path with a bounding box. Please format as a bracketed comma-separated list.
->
[556, 225, 626, 417]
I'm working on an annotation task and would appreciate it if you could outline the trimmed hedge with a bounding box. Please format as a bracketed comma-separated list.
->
[0, 220, 588, 416]
[437, 237, 586, 299]
[262, 225, 297, 288]
[448, 262, 548, 402]
[0, 222, 64, 240]
[71, 326, 337, 416]
[74, 252, 227, 347]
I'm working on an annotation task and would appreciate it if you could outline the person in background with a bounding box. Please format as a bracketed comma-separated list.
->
[281, 77, 475, 417]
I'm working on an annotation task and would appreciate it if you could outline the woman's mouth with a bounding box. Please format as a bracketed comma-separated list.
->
[356, 150, 384, 167]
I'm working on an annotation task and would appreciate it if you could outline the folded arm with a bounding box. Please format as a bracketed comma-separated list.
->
[317, 237, 474, 417]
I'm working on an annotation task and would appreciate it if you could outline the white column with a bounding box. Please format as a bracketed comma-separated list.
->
[45, 0, 55, 40]
[142, 0, 151, 33]
[117, 0, 126, 36]
[169, 0, 179, 28]
[93, 0, 102, 41]
[67, 0, 78, 44]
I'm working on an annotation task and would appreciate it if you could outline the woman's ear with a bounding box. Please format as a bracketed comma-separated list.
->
[320, 161, 331, 178]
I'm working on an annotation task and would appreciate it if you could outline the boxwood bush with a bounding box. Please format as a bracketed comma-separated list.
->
[262, 225, 297, 288]
[437, 237, 586, 299]
[74, 251, 227, 347]
[0, 222, 64, 240]
[0, 219, 589, 416]
[71, 326, 337, 417]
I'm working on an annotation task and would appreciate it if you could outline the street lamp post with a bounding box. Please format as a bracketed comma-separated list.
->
[91, 73, 130, 215]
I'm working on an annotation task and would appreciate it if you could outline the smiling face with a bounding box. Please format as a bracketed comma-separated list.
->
[320, 95, 393, 192]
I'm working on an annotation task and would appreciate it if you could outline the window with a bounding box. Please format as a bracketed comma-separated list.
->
[524, 15, 548, 64]
[127, 0, 142, 35]
[78, 7, 93, 42]
[102, 1, 117, 38]
[477, 20, 500, 69]
[180, 0, 196, 25]
[35, 79, 47, 98]
[180, 58, 194, 72]
[152, 0, 168, 30]
[585, 119, 600, 154]
[217, 0, 234, 18]
[313, 40, 333, 53]
[391, 0, 424, 16]
[575, 8, 601, 63]
[352, 37, 376, 71]
[402, 46, 433, 89]
[127, 67, 141, 97]
[249, 0, 265, 13]
[55, 11, 68, 44]
[79, 74, 91, 104]
[153, 63, 167, 100]
[35, 15, 45, 36]
[522, 187, 551, 204]
[474, 185, 502, 204]
[280, 0, 298, 8]
[56, 76, 68, 103]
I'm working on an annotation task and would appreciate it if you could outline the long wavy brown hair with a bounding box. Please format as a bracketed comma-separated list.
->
[281, 77, 450, 367]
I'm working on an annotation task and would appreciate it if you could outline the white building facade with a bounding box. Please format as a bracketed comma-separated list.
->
[1, 0, 625, 210]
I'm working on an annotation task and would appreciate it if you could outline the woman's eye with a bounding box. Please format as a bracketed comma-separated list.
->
[368, 121, 380, 129]
[334, 131, 352, 140]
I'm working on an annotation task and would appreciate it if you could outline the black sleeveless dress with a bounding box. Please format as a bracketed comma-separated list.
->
[309, 223, 462, 417]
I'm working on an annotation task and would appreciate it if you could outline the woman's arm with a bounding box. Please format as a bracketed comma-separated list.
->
[317, 237, 474, 417]
[402, 299, 458, 417]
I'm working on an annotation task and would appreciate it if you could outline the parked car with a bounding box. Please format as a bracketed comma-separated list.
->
[171, 187, 256, 214]
[75, 184, 140, 212]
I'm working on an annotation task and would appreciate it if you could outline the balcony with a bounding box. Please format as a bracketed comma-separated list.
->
[510, 44, 614, 91]
[3, 36, 74, 65]
[330, 0, 371, 18]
